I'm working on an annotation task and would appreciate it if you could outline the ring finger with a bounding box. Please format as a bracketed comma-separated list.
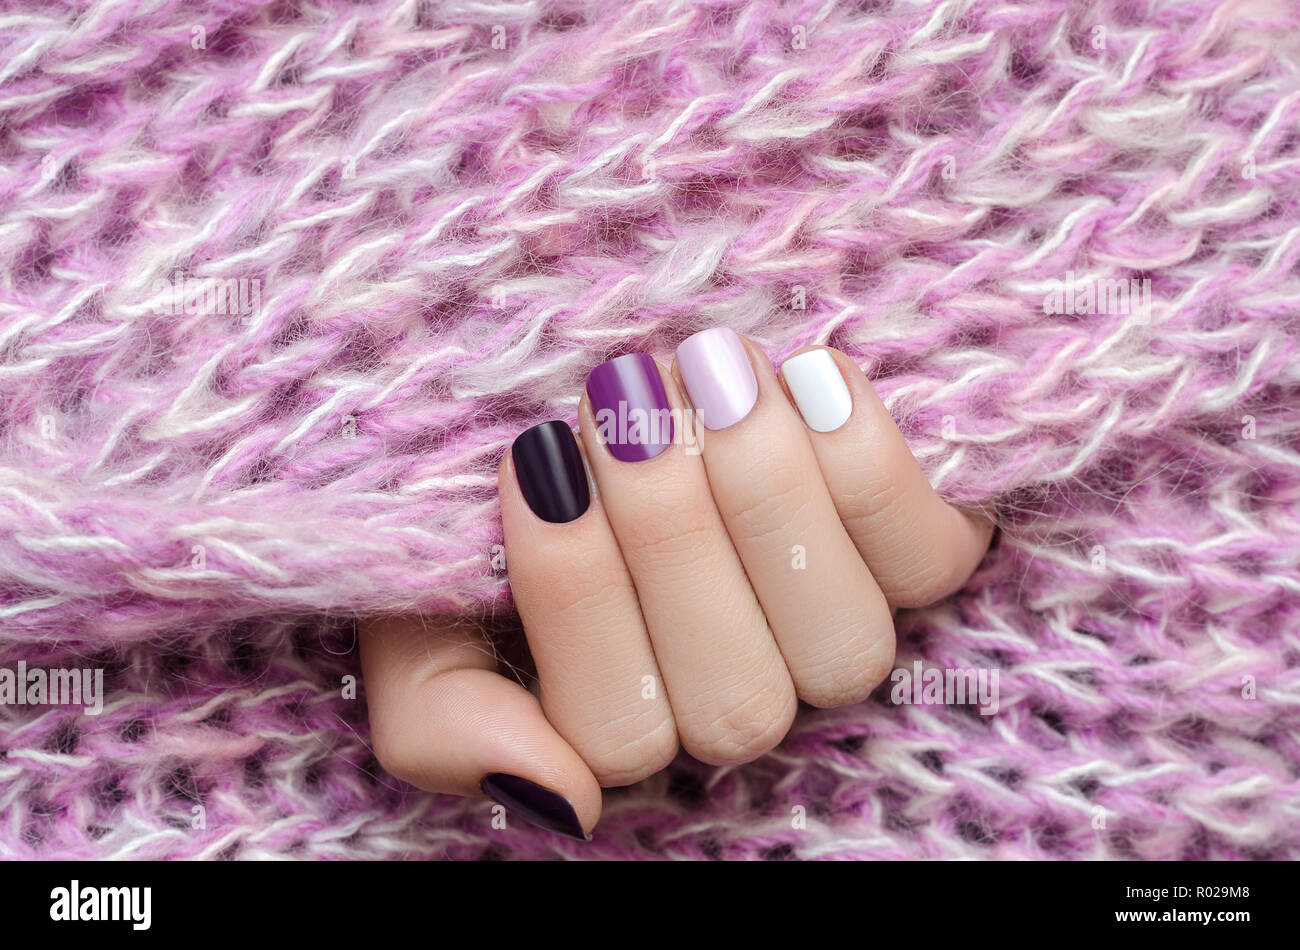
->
[673, 329, 896, 708]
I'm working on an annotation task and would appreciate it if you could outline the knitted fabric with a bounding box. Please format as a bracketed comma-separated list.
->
[1, 0, 1298, 859]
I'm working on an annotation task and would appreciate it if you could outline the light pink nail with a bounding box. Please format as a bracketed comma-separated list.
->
[675, 327, 759, 431]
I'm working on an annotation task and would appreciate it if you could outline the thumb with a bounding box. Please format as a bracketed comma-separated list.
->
[359, 613, 600, 841]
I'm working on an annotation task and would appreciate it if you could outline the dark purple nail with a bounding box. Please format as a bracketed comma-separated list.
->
[585, 353, 674, 462]
[481, 773, 591, 841]
[511, 421, 590, 524]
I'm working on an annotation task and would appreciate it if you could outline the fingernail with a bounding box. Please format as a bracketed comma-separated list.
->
[780, 349, 852, 432]
[511, 421, 590, 524]
[675, 327, 759, 430]
[480, 773, 591, 841]
[585, 353, 674, 462]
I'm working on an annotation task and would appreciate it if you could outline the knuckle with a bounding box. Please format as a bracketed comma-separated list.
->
[841, 468, 908, 531]
[681, 678, 797, 766]
[885, 553, 959, 608]
[720, 462, 808, 547]
[509, 542, 630, 619]
[839, 475, 970, 608]
[536, 569, 632, 620]
[616, 495, 717, 565]
[580, 713, 679, 787]
[798, 631, 897, 708]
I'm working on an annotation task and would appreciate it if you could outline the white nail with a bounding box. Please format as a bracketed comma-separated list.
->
[781, 349, 852, 432]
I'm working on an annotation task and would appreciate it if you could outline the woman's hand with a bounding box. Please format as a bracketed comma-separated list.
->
[360, 330, 994, 840]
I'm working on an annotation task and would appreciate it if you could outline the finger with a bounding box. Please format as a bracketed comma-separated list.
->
[579, 353, 797, 766]
[673, 328, 895, 708]
[499, 420, 677, 787]
[359, 613, 599, 840]
[778, 347, 994, 608]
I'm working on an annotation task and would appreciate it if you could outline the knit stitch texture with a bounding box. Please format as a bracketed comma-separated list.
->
[1, 0, 1298, 859]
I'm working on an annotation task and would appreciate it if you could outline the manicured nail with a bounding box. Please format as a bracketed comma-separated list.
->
[511, 421, 590, 524]
[675, 327, 759, 430]
[480, 773, 591, 841]
[585, 353, 674, 462]
[780, 349, 852, 432]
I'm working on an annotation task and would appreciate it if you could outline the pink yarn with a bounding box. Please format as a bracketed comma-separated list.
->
[1, 0, 1298, 858]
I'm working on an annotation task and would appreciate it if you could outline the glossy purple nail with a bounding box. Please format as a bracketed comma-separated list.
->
[585, 353, 674, 462]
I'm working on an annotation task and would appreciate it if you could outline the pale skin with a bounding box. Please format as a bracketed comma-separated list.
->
[360, 337, 995, 838]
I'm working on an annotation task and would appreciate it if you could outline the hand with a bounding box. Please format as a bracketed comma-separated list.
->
[360, 330, 994, 841]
